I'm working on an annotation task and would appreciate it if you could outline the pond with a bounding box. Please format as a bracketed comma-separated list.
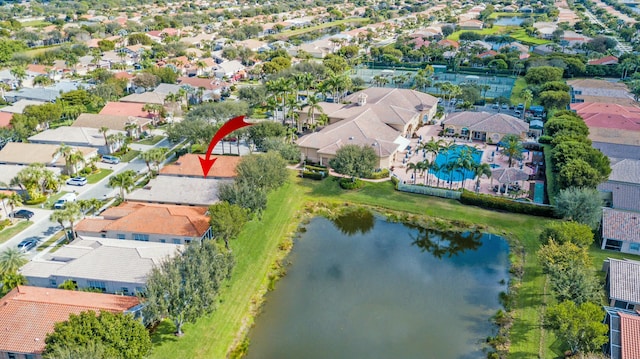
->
[245, 210, 510, 359]
[494, 16, 525, 26]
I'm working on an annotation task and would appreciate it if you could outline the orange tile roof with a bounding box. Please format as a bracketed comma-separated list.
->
[620, 312, 640, 359]
[571, 102, 640, 117]
[81, 202, 210, 237]
[0, 111, 12, 127]
[114, 71, 134, 80]
[0, 286, 139, 354]
[99, 102, 152, 118]
[26, 64, 52, 74]
[160, 154, 240, 178]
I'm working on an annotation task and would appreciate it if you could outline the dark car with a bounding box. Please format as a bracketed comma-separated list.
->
[11, 209, 34, 220]
[17, 239, 38, 252]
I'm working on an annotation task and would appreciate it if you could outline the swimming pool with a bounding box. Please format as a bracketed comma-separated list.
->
[430, 145, 483, 182]
[490, 164, 500, 168]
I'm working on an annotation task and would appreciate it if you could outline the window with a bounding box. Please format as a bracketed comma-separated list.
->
[133, 233, 149, 241]
[26, 355, 36, 359]
[49, 279, 57, 287]
[160, 239, 166, 243]
[121, 287, 129, 295]
[630, 243, 640, 252]
[88, 281, 106, 292]
[117, 233, 126, 240]
[184, 239, 192, 244]
[8, 353, 16, 359]
[173, 238, 181, 244]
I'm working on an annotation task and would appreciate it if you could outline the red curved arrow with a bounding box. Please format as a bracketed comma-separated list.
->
[199, 115, 254, 177]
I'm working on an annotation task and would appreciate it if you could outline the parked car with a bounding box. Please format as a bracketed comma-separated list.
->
[54, 193, 77, 209]
[492, 103, 499, 109]
[11, 209, 34, 219]
[17, 239, 38, 252]
[516, 103, 524, 111]
[501, 104, 508, 110]
[66, 177, 87, 186]
[101, 155, 120, 164]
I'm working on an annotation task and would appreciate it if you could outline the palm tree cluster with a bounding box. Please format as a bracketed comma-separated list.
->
[405, 138, 491, 192]
[264, 72, 352, 135]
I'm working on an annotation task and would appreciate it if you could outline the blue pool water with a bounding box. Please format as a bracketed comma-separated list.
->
[490, 164, 500, 168]
[430, 145, 483, 182]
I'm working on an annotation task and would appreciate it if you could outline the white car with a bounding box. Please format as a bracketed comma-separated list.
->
[66, 177, 88, 186]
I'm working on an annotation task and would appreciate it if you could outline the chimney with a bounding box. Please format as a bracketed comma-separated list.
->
[357, 93, 367, 106]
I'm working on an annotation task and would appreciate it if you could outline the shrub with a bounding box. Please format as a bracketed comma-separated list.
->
[301, 171, 325, 180]
[0, 218, 11, 230]
[459, 190, 558, 218]
[390, 175, 399, 187]
[26, 195, 47, 205]
[339, 177, 364, 190]
[365, 168, 390, 179]
[538, 135, 553, 144]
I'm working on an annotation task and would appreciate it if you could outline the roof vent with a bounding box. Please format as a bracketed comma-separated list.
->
[357, 93, 367, 106]
[349, 136, 354, 140]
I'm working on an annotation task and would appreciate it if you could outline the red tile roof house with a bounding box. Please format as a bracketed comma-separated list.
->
[99, 102, 154, 119]
[160, 154, 241, 178]
[75, 201, 212, 244]
[0, 286, 140, 359]
[588, 55, 619, 66]
[603, 306, 640, 359]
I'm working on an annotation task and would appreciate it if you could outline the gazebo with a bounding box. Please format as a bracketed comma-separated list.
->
[490, 167, 530, 195]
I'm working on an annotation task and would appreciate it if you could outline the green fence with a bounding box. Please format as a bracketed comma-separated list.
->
[397, 183, 462, 200]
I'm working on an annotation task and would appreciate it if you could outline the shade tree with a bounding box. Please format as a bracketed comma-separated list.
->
[329, 144, 378, 180]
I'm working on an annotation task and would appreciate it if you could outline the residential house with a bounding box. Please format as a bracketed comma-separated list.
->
[603, 258, 640, 309]
[119, 92, 166, 105]
[27, 126, 126, 155]
[160, 154, 241, 178]
[603, 306, 640, 359]
[588, 55, 619, 66]
[601, 208, 640, 253]
[296, 88, 438, 168]
[437, 39, 460, 50]
[458, 19, 484, 30]
[0, 99, 46, 114]
[236, 39, 269, 52]
[127, 176, 231, 206]
[477, 50, 498, 59]
[99, 102, 154, 119]
[441, 112, 529, 143]
[72, 113, 152, 135]
[3, 88, 60, 103]
[0, 286, 141, 359]
[20, 237, 183, 294]
[213, 60, 246, 80]
[599, 158, 640, 212]
[75, 201, 212, 244]
[0, 142, 97, 167]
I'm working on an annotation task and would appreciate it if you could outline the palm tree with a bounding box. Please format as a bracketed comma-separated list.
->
[0, 248, 27, 275]
[417, 160, 430, 185]
[501, 134, 524, 168]
[50, 202, 83, 241]
[419, 138, 444, 162]
[53, 144, 73, 176]
[5, 193, 22, 221]
[456, 147, 476, 189]
[406, 162, 419, 184]
[99, 127, 111, 154]
[124, 122, 139, 139]
[9, 64, 27, 88]
[306, 95, 324, 130]
[108, 170, 137, 200]
[67, 150, 85, 177]
[472, 163, 492, 193]
[76, 198, 103, 217]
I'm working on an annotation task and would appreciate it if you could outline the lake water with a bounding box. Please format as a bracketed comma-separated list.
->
[494, 16, 525, 26]
[245, 212, 510, 359]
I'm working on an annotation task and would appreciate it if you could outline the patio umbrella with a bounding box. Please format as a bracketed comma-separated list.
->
[490, 167, 530, 195]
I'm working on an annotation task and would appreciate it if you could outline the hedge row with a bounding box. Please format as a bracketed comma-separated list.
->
[0, 219, 11, 231]
[300, 171, 326, 180]
[366, 168, 390, 179]
[339, 178, 364, 190]
[459, 190, 558, 218]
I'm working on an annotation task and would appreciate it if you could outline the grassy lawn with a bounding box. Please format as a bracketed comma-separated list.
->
[447, 26, 507, 41]
[87, 169, 114, 184]
[23, 44, 62, 56]
[150, 173, 559, 358]
[508, 28, 551, 45]
[20, 20, 52, 27]
[0, 221, 32, 244]
[276, 18, 369, 39]
[137, 135, 165, 145]
[118, 150, 141, 163]
[24, 191, 68, 210]
[509, 77, 530, 106]
[37, 230, 65, 252]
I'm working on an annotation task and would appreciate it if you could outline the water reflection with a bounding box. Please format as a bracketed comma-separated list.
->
[329, 208, 375, 235]
[411, 227, 484, 258]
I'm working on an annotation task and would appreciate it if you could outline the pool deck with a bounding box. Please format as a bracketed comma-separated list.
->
[391, 124, 536, 197]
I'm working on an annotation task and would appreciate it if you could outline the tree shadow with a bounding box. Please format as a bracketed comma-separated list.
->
[149, 319, 179, 346]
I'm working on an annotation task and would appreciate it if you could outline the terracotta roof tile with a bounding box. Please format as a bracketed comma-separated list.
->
[99, 102, 153, 118]
[620, 312, 640, 359]
[0, 286, 139, 354]
[160, 154, 240, 178]
[79, 202, 210, 237]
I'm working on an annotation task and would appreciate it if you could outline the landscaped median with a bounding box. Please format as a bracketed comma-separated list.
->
[149, 172, 558, 358]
